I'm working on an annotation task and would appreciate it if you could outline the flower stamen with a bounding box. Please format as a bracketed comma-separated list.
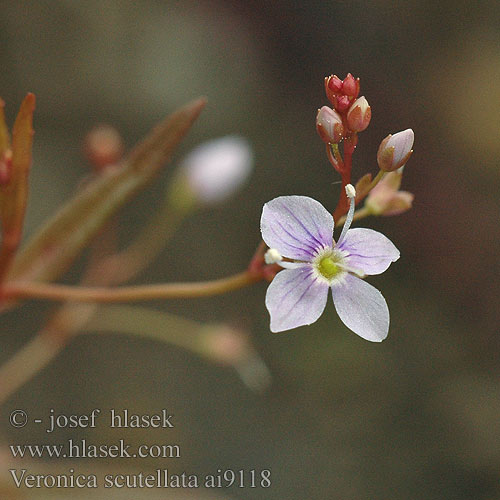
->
[312, 248, 348, 283]
[336, 262, 366, 278]
[338, 184, 356, 244]
[264, 248, 283, 264]
[317, 255, 339, 279]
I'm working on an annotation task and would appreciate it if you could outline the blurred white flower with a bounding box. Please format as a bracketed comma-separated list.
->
[182, 136, 253, 203]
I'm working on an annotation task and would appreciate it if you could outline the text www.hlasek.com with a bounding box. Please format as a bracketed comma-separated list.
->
[10, 440, 180, 459]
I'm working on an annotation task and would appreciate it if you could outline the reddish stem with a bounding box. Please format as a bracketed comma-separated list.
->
[248, 240, 280, 281]
[248, 240, 267, 277]
[333, 135, 357, 221]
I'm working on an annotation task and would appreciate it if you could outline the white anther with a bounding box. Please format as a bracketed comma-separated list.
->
[264, 248, 283, 265]
[345, 183, 356, 199]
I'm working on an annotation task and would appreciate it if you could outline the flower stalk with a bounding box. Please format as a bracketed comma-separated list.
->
[2, 270, 261, 303]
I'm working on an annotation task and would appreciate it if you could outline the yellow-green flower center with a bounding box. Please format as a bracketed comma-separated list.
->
[317, 256, 340, 279]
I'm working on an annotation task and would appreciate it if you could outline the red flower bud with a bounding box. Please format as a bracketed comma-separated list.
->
[330, 75, 343, 92]
[342, 73, 358, 98]
[335, 95, 351, 112]
[346, 96, 371, 132]
[325, 75, 343, 105]
[365, 170, 414, 216]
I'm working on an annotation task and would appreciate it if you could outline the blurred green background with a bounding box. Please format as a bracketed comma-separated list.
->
[1, 1, 499, 499]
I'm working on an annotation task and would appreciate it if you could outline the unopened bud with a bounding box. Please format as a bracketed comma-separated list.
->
[325, 75, 343, 104]
[316, 106, 344, 144]
[383, 191, 414, 216]
[368, 190, 414, 216]
[342, 73, 359, 98]
[346, 96, 371, 132]
[182, 136, 253, 204]
[84, 124, 124, 170]
[365, 170, 414, 216]
[377, 128, 414, 171]
[335, 95, 351, 112]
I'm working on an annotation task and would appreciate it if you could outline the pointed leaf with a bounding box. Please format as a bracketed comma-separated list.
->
[9, 98, 206, 283]
[0, 94, 35, 284]
[1, 93, 35, 236]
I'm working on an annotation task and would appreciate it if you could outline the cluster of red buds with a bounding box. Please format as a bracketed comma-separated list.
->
[325, 73, 360, 111]
[316, 73, 413, 221]
[316, 73, 371, 147]
[316, 73, 372, 218]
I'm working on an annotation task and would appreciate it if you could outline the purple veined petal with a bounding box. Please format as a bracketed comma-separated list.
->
[265, 266, 329, 333]
[331, 274, 389, 342]
[337, 228, 400, 275]
[261, 196, 334, 261]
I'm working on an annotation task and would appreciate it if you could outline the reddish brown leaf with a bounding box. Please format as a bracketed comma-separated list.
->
[2, 93, 36, 235]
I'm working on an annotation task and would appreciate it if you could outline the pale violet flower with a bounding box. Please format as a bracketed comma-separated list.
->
[182, 136, 253, 203]
[260, 185, 399, 341]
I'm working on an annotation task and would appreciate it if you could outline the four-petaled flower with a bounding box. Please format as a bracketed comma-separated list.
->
[260, 187, 400, 341]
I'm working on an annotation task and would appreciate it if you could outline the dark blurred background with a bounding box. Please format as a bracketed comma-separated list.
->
[1, 1, 499, 499]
